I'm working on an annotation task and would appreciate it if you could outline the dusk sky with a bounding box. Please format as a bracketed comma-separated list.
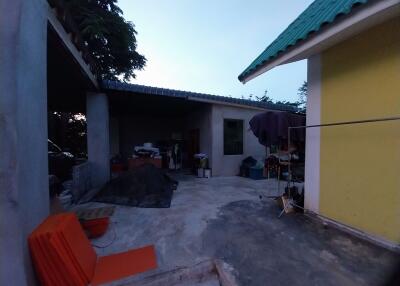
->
[118, 0, 313, 102]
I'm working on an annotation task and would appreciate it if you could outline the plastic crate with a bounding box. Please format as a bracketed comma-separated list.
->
[249, 167, 265, 180]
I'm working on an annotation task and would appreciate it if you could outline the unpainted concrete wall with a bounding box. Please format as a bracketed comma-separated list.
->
[184, 105, 212, 164]
[0, 0, 48, 285]
[211, 105, 265, 176]
[119, 114, 184, 157]
[110, 116, 120, 157]
[115, 106, 212, 164]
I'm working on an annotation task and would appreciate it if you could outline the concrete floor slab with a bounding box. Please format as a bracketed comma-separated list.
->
[76, 175, 399, 286]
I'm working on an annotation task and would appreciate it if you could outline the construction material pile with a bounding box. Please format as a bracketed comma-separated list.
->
[28, 213, 157, 286]
[93, 164, 178, 208]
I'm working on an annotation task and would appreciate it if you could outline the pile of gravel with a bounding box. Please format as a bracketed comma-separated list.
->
[93, 164, 178, 208]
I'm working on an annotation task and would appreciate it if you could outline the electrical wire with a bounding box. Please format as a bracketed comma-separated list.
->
[91, 222, 117, 249]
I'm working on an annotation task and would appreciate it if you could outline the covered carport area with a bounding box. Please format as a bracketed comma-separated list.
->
[105, 82, 212, 171]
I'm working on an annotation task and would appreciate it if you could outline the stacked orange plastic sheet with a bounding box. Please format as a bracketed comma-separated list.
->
[28, 213, 157, 286]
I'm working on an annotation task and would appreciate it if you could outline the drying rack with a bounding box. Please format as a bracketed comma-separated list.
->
[278, 115, 400, 217]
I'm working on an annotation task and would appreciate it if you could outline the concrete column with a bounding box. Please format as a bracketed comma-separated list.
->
[210, 104, 222, 176]
[0, 0, 48, 285]
[87, 92, 110, 188]
[304, 54, 321, 213]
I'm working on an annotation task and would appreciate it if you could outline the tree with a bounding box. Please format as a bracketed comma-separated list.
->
[65, 0, 146, 81]
[297, 81, 307, 113]
[298, 81, 307, 104]
[256, 90, 274, 103]
[254, 89, 305, 114]
[48, 112, 87, 157]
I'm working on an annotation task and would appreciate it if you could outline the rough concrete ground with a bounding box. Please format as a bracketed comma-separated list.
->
[76, 175, 399, 286]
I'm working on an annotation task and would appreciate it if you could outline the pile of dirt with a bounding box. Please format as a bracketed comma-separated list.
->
[93, 164, 178, 208]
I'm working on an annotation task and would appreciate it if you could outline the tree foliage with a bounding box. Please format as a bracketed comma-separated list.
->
[296, 81, 307, 113]
[48, 112, 87, 157]
[246, 84, 308, 114]
[255, 90, 274, 103]
[297, 81, 308, 106]
[65, 0, 146, 81]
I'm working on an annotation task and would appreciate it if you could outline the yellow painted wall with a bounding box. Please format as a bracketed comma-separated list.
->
[320, 17, 400, 243]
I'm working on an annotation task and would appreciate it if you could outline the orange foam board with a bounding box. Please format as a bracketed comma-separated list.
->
[57, 213, 97, 281]
[29, 214, 158, 286]
[49, 232, 87, 285]
[29, 215, 71, 286]
[91, 245, 158, 286]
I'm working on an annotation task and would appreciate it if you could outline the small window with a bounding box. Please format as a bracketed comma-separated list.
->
[224, 119, 243, 155]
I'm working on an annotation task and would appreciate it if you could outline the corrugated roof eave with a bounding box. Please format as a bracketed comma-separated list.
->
[238, 0, 369, 82]
[101, 80, 299, 112]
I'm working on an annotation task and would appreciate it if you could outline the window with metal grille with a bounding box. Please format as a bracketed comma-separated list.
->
[224, 119, 243, 155]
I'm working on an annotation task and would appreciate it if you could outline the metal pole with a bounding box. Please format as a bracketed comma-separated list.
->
[287, 126, 291, 189]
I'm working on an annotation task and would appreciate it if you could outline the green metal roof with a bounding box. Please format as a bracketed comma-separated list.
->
[238, 0, 369, 82]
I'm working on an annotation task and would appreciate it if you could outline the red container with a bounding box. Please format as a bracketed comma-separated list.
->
[81, 217, 110, 238]
[111, 163, 125, 173]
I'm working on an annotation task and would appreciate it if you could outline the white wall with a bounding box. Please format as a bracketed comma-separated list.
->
[211, 105, 265, 176]
[304, 55, 321, 213]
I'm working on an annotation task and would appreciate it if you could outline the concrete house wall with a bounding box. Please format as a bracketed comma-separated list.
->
[211, 104, 265, 176]
[110, 117, 120, 157]
[118, 114, 185, 158]
[184, 105, 213, 164]
[108, 102, 265, 176]
[109, 107, 212, 160]
[0, 1, 49, 284]
[306, 17, 400, 245]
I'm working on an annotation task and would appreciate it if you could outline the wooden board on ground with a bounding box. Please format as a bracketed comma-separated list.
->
[75, 206, 115, 220]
